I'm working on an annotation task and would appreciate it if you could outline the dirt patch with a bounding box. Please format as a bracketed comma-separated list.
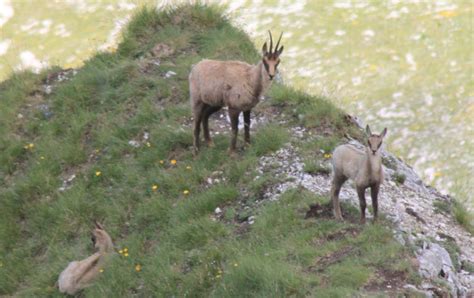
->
[151, 43, 174, 58]
[304, 202, 359, 223]
[364, 268, 408, 294]
[326, 226, 360, 241]
[307, 246, 359, 272]
[304, 203, 329, 219]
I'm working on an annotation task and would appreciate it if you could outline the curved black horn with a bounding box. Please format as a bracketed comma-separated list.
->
[275, 32, 283, 52]
[268, 30, 273, 54]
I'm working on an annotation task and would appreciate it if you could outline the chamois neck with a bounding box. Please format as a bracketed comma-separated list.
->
[250, 61, 271, 98]
[365, 148, 382, 177]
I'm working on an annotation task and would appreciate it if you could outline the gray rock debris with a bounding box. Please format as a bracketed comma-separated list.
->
[254, 126, 474, 296]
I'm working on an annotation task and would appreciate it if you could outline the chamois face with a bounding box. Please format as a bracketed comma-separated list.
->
[366, 125, 387, 155]
[262, 31, 284, 80]
[91, 223, 113, 252]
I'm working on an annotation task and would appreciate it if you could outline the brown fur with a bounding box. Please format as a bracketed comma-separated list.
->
[331, 125, 387, 223]
[189, 31, 284, 153]
[58, 223, 114, 295]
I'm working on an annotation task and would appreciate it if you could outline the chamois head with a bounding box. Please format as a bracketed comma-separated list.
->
[90, 222, 113, 253]
[366, 125, 387, 155]
[261, 31, 284, 80]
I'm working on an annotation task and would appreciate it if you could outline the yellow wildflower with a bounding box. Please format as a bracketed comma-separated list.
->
[24, 145, 29, 149]
[124, 252, 129, 257]
[233, 263, 238, 267]
[40, 156, 45, 160]
[118, 249, 123, 254]
[159, 160, 164, 164]
[99, 268, 104, 273]
[123, 248, 128, 253]
[434, 171, 442, 178]
[135, 264, 142, 272]
[216, 274, 221, 279]
[183, 190, 190, 195]
[152, 184, 158, 191]
[95, 171, 102, 177]
[438, 10, 457, 18]
[146, 142, 151, 147]
[28, 143, 34, 149]
[170, 159, 177, 165]
[186, 166, 192, 170]
[324, 153, 332, 159]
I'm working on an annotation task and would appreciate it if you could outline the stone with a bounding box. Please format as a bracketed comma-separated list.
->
[165, 71, 177, 78]
[128, 140, 140, 148]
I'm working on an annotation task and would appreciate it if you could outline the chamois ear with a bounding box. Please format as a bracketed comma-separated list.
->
[276, 45, 284, 56]
[94, 221, 104, 230]
[366, 125, 372, 136]
[262, 42, 268, 56]
[380, 128, 387, 138]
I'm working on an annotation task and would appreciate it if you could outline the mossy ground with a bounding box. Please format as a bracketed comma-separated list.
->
[1, 5, 418, 297]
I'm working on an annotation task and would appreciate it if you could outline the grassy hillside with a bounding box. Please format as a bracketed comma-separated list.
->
[0, 5, 420, 296]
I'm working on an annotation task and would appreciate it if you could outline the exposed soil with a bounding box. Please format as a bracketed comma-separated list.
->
[307, 246, 359, 272]
[364, 268, 409, 295]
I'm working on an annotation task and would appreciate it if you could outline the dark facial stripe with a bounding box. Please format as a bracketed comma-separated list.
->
[263, 59, 269, 72]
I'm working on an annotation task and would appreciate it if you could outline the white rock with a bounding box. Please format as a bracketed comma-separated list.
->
[165, 70, 177, 78]
[128, 140, 140, 148]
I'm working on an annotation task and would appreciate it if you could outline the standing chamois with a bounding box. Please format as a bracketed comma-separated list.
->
[189, 31, 284, 154]
[58, 222, 114, 295]
[331, 125, 387, 223]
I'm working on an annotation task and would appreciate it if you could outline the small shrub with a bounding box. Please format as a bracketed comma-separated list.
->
[461, 260, 474, 273]
[251, 126, 289, 156]
[452, 200, 474, 234]
[433, 199, 452, 215]
[393, 172, 406, 185]
[304, 161, 331, 175]
[382, 156, 398, 170]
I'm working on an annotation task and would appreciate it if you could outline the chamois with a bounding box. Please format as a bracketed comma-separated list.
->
[58, 222, 114, 295]
[189, 31, 284, 154]
[331, 125, 387, 223]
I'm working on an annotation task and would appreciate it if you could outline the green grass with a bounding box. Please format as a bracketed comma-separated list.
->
[0, 4, 418, 296]
[452, 200, 474, 235]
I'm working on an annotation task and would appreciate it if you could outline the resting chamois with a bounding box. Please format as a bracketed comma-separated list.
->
[331, 125, 387, 223]
[58, 222, 114, 295]
[189, 31, 284, 154]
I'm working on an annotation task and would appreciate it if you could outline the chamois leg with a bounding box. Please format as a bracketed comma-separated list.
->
[202, 105, 221, 147]
[331, 175, 347, 221]
[243, 110, 251, 145]
[357, 186, 367, 224]
[370, 184, 380, 223]
[228, 108, 240, 153]
[192, 102, 205, 154]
